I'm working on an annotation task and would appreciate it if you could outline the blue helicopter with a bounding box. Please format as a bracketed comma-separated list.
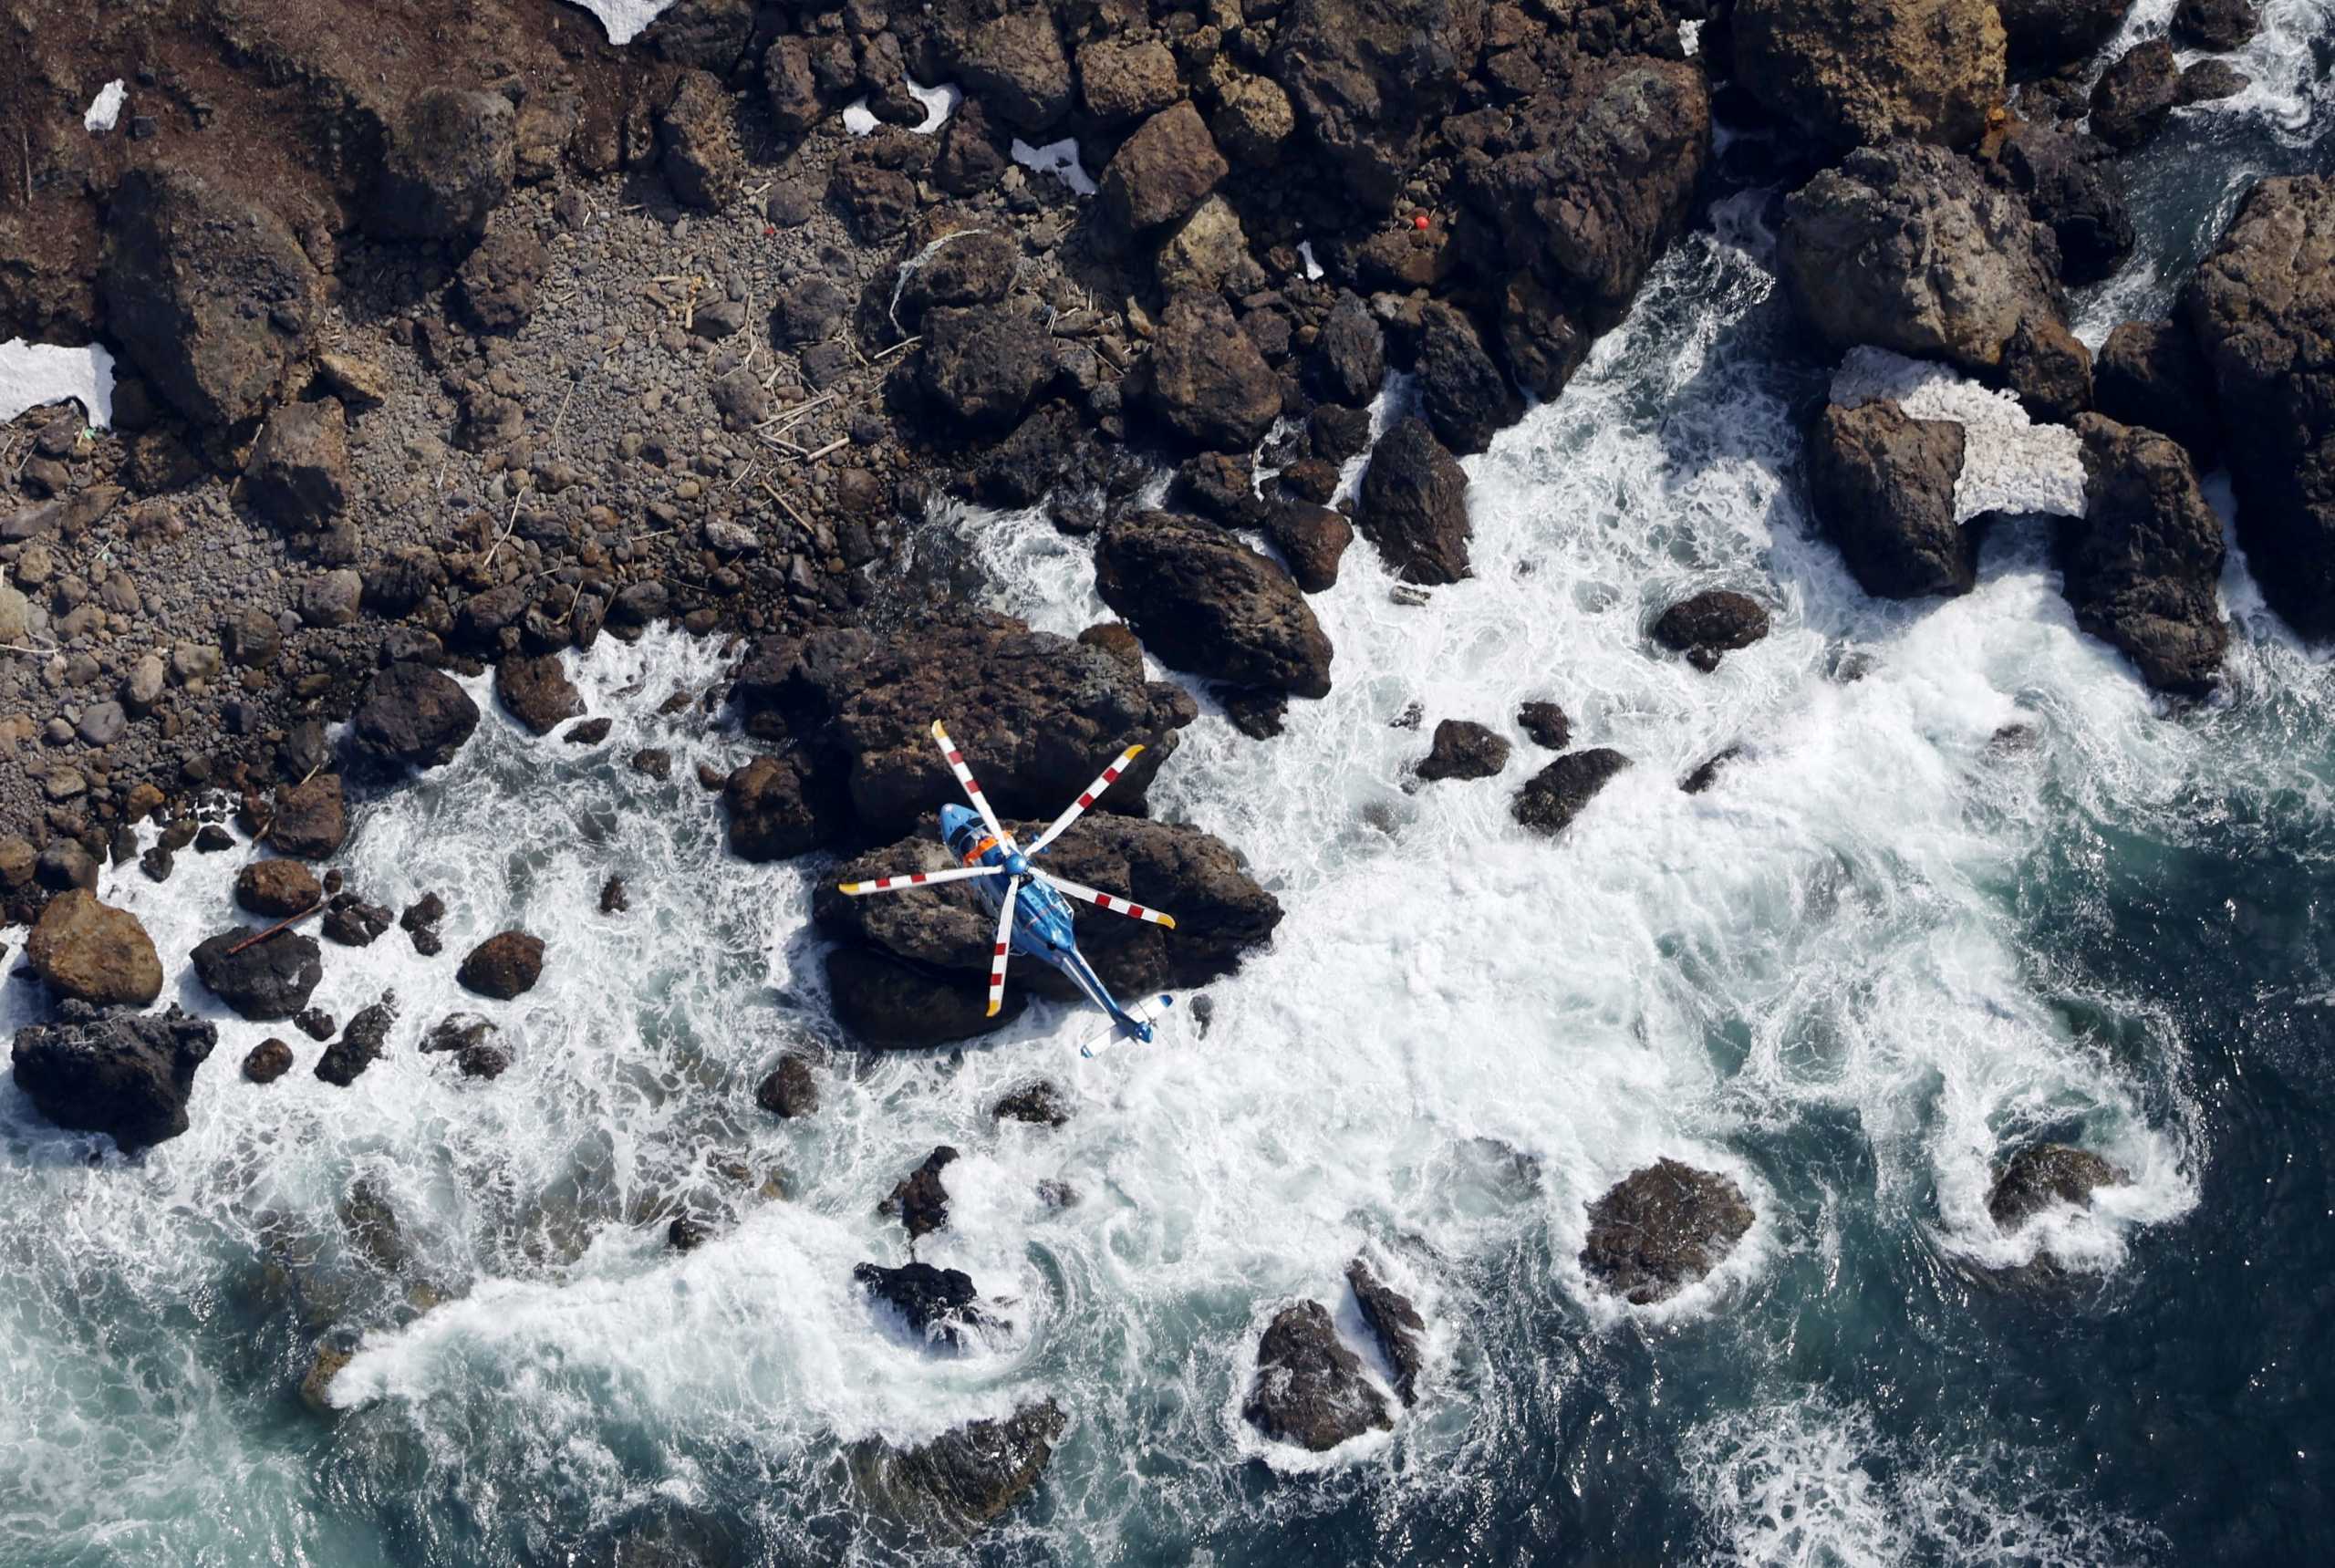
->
[838, 721, 1180, 1055]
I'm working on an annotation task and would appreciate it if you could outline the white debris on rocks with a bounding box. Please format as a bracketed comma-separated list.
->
[84, 79, 127, 132]
[1831, 347, 2087, 522]
[569, 0, 678, 46]
[1010, 138, 1097, 197]
[0, 339, 117, 429]
[906, 78, 960, 133]
[842, 100, 879, 136]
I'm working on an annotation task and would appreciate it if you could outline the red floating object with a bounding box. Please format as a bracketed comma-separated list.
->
[1412, 213, 1431, 231]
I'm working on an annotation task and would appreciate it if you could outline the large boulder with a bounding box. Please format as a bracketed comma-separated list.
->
[1980, 121, 2133, 288]
[10, 1002, 216, 1153]
[1345, 1260, 1427, 1405]
[724, 754, 838, 861]
[1271, 0, 1487, 211]
[349, 662, 481, 771]
[1414, 719, 1510, 783]
[918, 306, 1054, 436]
[1806, 400, 1975, 599]
[1101, 103, 1227, 234]
[825, 945, 1025, 1047]
[1094, 514, 1334, 697]
[1241, 1301, 1392, 1450]
[853, 1261, 1000, 1349]
[881, 1147, 959, 1241]
[1731, 0, 2006, 149]
[26, 889, 163, 1007]
[2060, 415, 2228, 696]
[191, 928, 324, 1021]
[1513, 748, 1630, 836]
[267, 774, 348, 859]
[2095, 319, 2219, 467]
[493, 655, 585, 735]
[98, 169, 322, 433]
[366, 88, 516, 241]
[1579, 1158, 1756, 1303]
[1139, 292, 1282, 452]
[457, 931, 544, 999]
[851, 1401, 1067, 1539]
[1996, 0, 2135, 77]
[1309, 291, 1386, 407]
[1415, 303, 1518, 457]
[2089, 40, 2180, 152]
[1652, 590, 1770, 670]
[1078, 38, 1181, 125]
[1356, 418, 1472, 585]
[658, 68, 742, 210]
[2184, 177, 2335, 639]
[947, 9, 1074, 133]
[1780, 143, 2072, 383]
[731, 614, 1195, 841]
[1987, 1143, 2126, 1229]
[244, 400, 349, 532]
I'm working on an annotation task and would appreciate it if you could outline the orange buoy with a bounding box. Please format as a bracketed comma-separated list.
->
[1412, 213, 1431, 232]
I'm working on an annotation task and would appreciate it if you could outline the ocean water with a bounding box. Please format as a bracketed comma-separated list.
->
[5, 9, 2335, 1565]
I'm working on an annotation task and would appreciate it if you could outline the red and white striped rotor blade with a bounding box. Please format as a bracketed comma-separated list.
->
[835, 865, 1001, 896]
[1023, 743, 1146, 855]
[986, 876, 1022, 1016]
[1033, 871, 1177, 929]
[930, 719, 1016, 849]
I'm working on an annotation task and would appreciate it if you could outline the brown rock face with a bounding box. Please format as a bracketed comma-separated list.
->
[1807, 400, 1975, 600]
[1732, 0, 2006, 149]
[1579, 1158, 1756, 1304]
[2061, 415, 2228, 697]
[457, 930, 545, 999]
[1140, 291, 1282, 452]
[236, 858, 323, 917]
[1241, 1300, 1393, 1450]
[850, 1398, 1066, 1538]
[1094, 514, 1334, 698]
[1271, 0, 1487, 212]
[1988, 1143, 2126, 1229]
[1101, 102, 1227, 232]
[1355, 417, 1471, 585]
[26, 889, 164, 1007]
[267, 774, 348, 859]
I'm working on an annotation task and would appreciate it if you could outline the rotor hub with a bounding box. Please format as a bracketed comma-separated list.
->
[1004, 852, 1032, 878]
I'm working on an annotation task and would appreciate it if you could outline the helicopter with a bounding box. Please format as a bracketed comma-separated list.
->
[838, 721, 1180, 1055]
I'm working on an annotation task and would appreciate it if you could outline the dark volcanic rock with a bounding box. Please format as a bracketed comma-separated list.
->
[315, 1000, 396, 1087]
[723, 754, 838, 862]
[1268, 504, 1354, 595]
[1346, 1260, 1427, 1405]
[99, 168, 322, 433]
[659, 68, 742, 210]
[1414, 720, 1510, 782]
[455, 223, 549, 333]
[2089, 40, 2180, 151]
[1518, 701, 1572, 750]
[756, 1054, 818, 1117]
[1415, 303, 1518, 458]
[1513, 748, 1631, 836]
[1139, 292, 1282, 453]
[1271, 0, 1485, 212]
[2185, 177, 2335, 640]
[1095, 514, 1333, 698]
[1982, 121, 2133, 288]
[2061, 415, 2228, 696]
[1241, 1300, 1392, 1450]
[825, 946, 1026, 1047]
[851, 1400, 1067, 1539]
[947, 8, 1074, 133]
[191, 928, 324, 1022]
[1101, 102, 1227, 233]
[2095, 319, 2218, 466]
[244, 400, 349, 532]
[1732, 0, 2006, 148]
[457, 931, 544, 999]
[918, 306, 1054, 436]
[1653, 591, 1770, 670]
[2173, 0, 2258, 50]
[267, 774, 348, 859]
[1580, 1158, 1756, 1304]
[1808, 400, 1975, 599]
[1309, 292, 1386, 407]
[350, 663, 481, 771]
[244, 1037, 296, 1084]
[1987, 1143, 2127, 1229]
[1997, 0, 2134, 76]
[1356, 418, 1471, 585]
[494, 655, 585, 735]
[853, 1261, 1000, 1349]
[881, 1146, 960, 1241]
[367, 88, 515, 241]
[25, 889, 162, 1007]
[10, 1002, 216, 1152]
[993, 1079, 1071, 1127]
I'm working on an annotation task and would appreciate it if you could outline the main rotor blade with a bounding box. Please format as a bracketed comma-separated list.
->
[836, 865, 1002, 896]
[1023, 743, 1146, 856]
[987, 876, 1022, 1016]
[930, 719, 1016, 850]
[1033, 870, 1177, 929]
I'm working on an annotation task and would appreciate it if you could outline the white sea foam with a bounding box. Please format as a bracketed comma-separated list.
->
[0, 337, 115, 428]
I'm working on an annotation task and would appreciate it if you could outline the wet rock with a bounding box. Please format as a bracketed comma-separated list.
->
[2095, 319, 2217, 466]
[2185, 177, 2335, 639]
[723, 754, 837, 862]
[631, 747, 674, 781]
[9, 1001, 216, 1153]
[243, 1037, 295, 1084]
[1346, 1259, 1426, 1405]
[1981, 121, 2133, 288]
[1095, 514, 1334, 698]
[756, 1054, 819, 1117]
[367, 88, 515, 241]
[565, 717, 614, 747]
[420, 1013, 506, 1079]
[322, 897, 393, 947]
[1138, 292, 1282, 453]
[26, 889, 163, 1007]
[826, 945, 1026, 1046]
[42, 842, 103, 886]
[2089, 40, 2180, 151]
[1518, 701, 1572, 750]
[1415, 303, 1518, 457]
[853, 1260, 1000, 1349]
[881, 1147, 959, 1241]
[1987, 1143, 2127, 1229]
[350, 662, 481, 771]
[850, 1399, 1067, 1539]
[597, 876, 628, 915]
[2060, 415, 2228, 696]
[296, 1007, 336, 1041]
[455, 223, 550, 333]
[1682, 746, 1742, 794]
[992, 1079, 1070, 1127]
[267, 774, 348, 859]
[1808, 400, 1975, 599]
[2176, 59, 2250, 106]
[1580, 1158, 1756, 1304]
[1271, 0, 1484, 211]
[1414, 720, 1510, 782]
[457, 930, 544, 1000]
[1653, 590, 1771, 670]
[1781, 143, 2070, 381]
[1356, 418, 1471, 585]
[2173, 0, 2258, 50]
[918, 306, 1054, 436]
[1513, 748, 1630, 836]
[1102, 103, 1227, 234]
[192, 928, 323, 1021]
[315, 999, 395, 1086]
[98, 168, 321, 432]
[1309, 292, 1386, 408]
[1739, 0, 2005, 147]
[494, 655, 585, 735]
[1241, 1300, 1392, 1450]
[1996, 0, 2135, 76]
[1267, 504, 1354, 596]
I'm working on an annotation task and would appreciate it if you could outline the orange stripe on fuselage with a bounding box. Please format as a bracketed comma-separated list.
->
[961, 835, 1000, 866]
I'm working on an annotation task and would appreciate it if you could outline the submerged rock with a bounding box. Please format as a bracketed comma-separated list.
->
[315, 999, 396, 1087]
[1579, 1158, 1756, 1304]
[1094, 513, 1333, 698]
[1806, 399, 1975, 600]
[494, 655, 585, 736]
[25, 888, 163, 1008]
[1518, 701, 1572, 751]
[1653, 590, 1770, 671]
[1414, 720, 1510, 782]
[1346, 1260, 1427, 1405]
[243, 1037, 295, 1085]
[9, 1001, 216, 1152]
[850, 1399, 1067, 1540]
[457, 931, 544, 999]
[2061, 415, 2228, 696]
[881, 1147, 959, 1241]
[1988, 1144, 2127, 1229]
[992, 1079, 1071, 1127]
[755, 1054, 819, 1117]
[1513, 748, 1631, 836]
[192, 928, 324, 1021]
[853, 1261, 1001, 1350]
[1241, 1300, 1393, 1450]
